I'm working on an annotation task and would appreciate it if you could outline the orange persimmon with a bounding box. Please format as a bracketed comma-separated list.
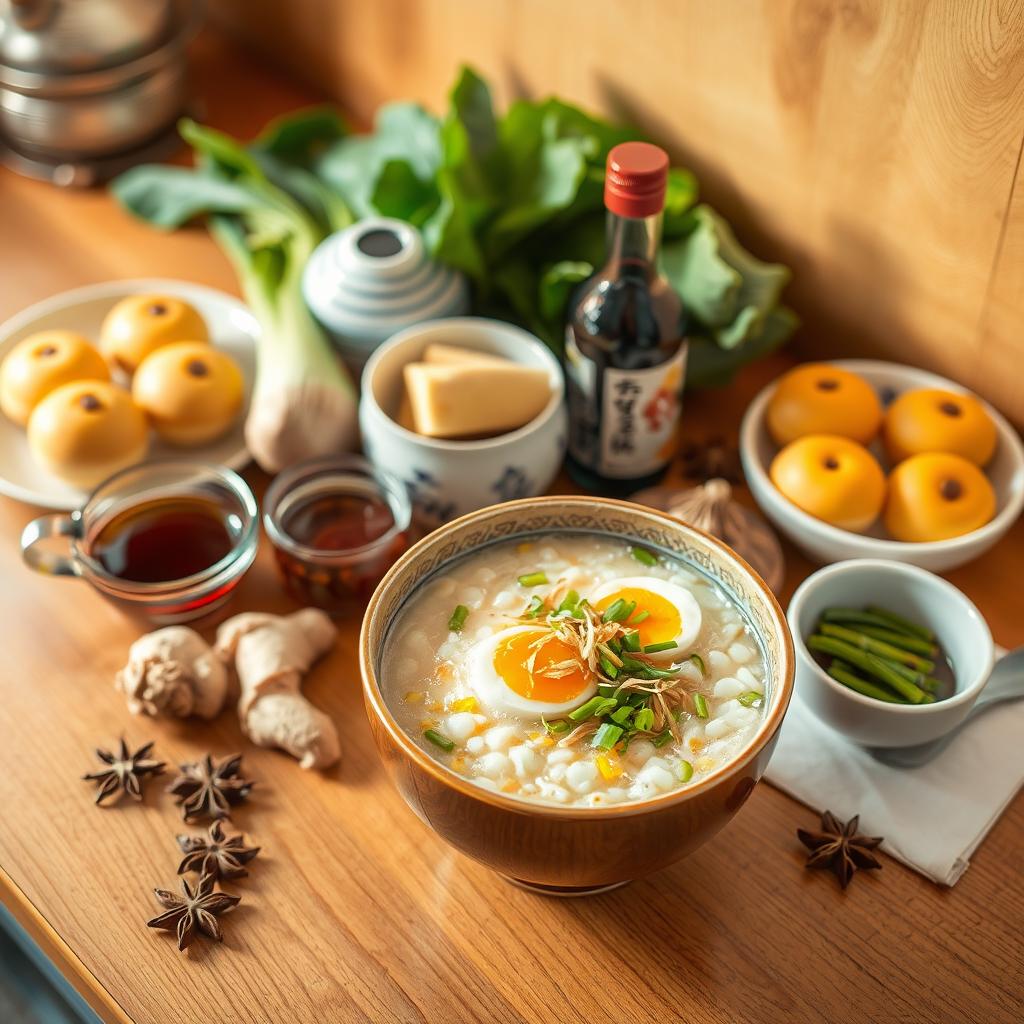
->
[883, 388, 997, 467]
[766, 364, 882, 446]
[770, 434, 886, 533]
[884, 452, 996, 542]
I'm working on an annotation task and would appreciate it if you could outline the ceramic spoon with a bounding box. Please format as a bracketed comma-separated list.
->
[872, 647, 1024, 769]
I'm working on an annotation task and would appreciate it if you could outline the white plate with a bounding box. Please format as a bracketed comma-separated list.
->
[739, 359, 1024, 572]
[0, 279, 257, 510]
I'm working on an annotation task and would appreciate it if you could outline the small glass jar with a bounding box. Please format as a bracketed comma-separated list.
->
[263, 455, 412, 613]
[20, 460, 259, 624]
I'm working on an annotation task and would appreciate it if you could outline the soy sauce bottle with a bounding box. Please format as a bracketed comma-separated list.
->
[564, 142, 686, 495]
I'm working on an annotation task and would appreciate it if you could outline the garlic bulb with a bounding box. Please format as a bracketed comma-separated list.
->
[633, 478, 785, 593]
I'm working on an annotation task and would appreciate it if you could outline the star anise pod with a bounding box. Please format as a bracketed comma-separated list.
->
[679, 436, 743, 485]
[82, 738, 165, 805]
[167, 753, 253, 822]
[177, 821, 260, 880]
[797, 810, 883, 889]
[147, 872, 240, 951]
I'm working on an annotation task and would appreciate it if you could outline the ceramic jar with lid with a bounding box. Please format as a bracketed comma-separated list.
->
[302, 216, 470, 368]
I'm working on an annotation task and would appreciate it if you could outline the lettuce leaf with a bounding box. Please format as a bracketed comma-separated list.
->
[113, 68, 795, 388]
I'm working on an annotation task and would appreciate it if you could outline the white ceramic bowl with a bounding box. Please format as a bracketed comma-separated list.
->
[740, 359, 1024, 571]
[788, 559, 994, 748]
[359, 317, 567, 525]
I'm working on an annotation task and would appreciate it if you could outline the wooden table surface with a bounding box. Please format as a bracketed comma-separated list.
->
[1, 32, 1022, 1024]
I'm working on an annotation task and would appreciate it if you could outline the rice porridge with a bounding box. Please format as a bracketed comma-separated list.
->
[382, 534, 766, 807]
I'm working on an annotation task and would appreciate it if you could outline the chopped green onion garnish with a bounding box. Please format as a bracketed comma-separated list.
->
[630, 609, 651, 624]
[693, 693, 709, 719]
[592, 723, 624, 750]
[632, 708, 655, 732]
[568, 696, 617, 721]
[690, 653, 706, 677]
[447, 605, 469, 632]
[556, 589, 580, 615]
[643, 640, 677, 654]
[630, 546, 658, 566]
[597, 683, 618, 699]
[620, 655, 678, 679]
[652, 729, 673, 748]
[518, 571, 548, 587]
[523, 595, 546, 618]
[622, 631, 641, 653]
[610, 705, 633, 726]
[627, 692, 648, 708]
[424, 729, 455, 752]
[542, 716, 570, 734]
[676, 759, 694, 783]
[599, 655, 619, 679]
[601, 598, 629, 623]
[737, 691, 763, 708]
[568, 696, 604, 721]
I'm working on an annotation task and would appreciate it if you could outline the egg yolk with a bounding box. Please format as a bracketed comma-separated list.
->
[493, 630, 591, 703]
[594, 587, 682, 647]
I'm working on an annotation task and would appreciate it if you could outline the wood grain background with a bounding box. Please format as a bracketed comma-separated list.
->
[209, 0, 1024, 427]
[0, 31, 1022, 1024]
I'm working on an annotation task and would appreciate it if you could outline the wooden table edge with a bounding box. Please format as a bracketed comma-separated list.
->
[0, 865, 134, 1024]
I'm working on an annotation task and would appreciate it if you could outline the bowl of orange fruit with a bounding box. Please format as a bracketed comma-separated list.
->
[739, 360, 1024, 571]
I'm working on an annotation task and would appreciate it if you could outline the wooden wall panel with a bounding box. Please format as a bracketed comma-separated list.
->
[209, 0, 1024, 425]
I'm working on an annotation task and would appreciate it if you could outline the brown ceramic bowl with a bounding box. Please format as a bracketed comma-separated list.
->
[360, 496, 795, 895]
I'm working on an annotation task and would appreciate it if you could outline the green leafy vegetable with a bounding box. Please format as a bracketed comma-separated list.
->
[113, 67, 795, 402]
[112, 116, 357, 473]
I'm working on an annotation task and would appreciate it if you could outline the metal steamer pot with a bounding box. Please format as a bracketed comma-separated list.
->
[0, 0, 199, 184]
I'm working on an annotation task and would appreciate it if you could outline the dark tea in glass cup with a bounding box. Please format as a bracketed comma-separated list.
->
[263, 455, 412, 614]
[20, 460, 258, 623]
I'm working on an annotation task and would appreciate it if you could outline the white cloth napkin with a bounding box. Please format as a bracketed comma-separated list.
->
[764, 650, 1024, 885]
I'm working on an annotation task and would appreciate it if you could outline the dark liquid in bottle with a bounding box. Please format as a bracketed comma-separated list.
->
[566, 259, 683, 495]
[88, 496, 234, 583]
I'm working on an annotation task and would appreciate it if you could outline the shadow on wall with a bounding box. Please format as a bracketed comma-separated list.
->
[592, 72, 915, 368]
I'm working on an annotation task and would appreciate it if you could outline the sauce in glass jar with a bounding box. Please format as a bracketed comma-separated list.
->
[263, 456, 411, 613]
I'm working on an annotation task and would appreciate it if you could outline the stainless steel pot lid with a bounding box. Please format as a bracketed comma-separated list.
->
[0, 0, 173, 74]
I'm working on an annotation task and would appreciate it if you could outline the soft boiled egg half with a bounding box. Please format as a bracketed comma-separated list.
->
[590, 576, 702, 661]
[467, 625, 597, 717]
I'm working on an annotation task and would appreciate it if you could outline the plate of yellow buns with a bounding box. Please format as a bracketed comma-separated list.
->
[740, 360, 1024, 572]
[0, 279, 256, 510]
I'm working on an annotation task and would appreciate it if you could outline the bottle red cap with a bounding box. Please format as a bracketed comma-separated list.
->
[604, 142, 669, 218]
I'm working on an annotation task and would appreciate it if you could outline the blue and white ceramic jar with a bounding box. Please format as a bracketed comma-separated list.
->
[303, 217, 470, 368]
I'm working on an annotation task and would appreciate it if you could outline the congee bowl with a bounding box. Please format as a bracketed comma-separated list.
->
[788, 559, 995, 748]
[360, 496, 795, 894]
[740, 359, 1024, 572]
[358, 317, 568, 527]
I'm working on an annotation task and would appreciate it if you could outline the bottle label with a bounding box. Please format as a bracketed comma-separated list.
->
[565, 331, 687, 479]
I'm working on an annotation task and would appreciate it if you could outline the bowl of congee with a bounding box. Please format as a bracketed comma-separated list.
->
[360, 496, 795, 893]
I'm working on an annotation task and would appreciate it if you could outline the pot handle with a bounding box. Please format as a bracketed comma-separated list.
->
[21, 511, 84, 577]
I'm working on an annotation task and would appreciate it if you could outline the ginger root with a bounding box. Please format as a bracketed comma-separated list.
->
[215, 609, 340, 770]
[116, 626, 229, 719]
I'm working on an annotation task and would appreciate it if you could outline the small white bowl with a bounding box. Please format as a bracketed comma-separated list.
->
[788, 559, 994, 748]
[359, 317, 567, 525]
[740, 359, 1024, 571]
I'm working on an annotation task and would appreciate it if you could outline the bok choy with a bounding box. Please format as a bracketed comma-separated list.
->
[112, 117, 357, 472]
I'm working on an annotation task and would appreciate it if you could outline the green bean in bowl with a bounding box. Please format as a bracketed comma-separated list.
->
[808, 604, 955, 705]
